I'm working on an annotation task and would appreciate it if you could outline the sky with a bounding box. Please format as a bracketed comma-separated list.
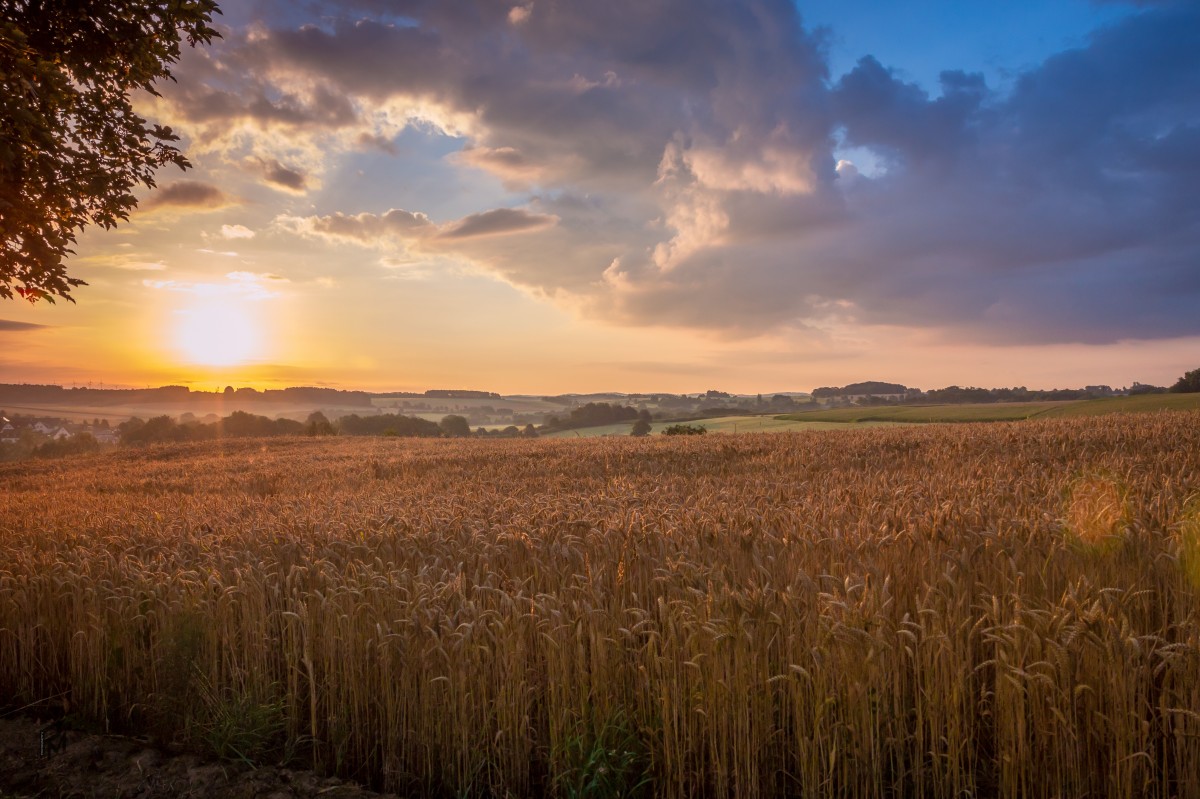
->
[2, 0, 1198, 394]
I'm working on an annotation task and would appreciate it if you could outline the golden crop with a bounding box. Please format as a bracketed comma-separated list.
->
[1, 413, 1198, 798]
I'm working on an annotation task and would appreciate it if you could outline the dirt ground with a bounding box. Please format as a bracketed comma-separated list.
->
[0, 717, 399, 799]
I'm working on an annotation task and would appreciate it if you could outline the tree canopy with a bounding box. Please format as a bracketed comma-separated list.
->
[1170, 367, 1200, 394]
[1, 1, 220, 302]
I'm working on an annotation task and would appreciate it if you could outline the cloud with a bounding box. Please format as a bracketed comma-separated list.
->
[248, 157, 310, 193]
[280, 208, 434, 243]
[148, 0, 1200, 345]
[144, 271, 284, 301]
[227, 271, 288, 283]
[108, 259, 170, 271]
[141, 180, 239, 213]
[450, 146, 546, 189]
[379, 256, 434, 281]
[220, 224, 256, 239]
[437, 208, 558, 239]
[0, 319, 47, 332]
[281, 205, 558, 248]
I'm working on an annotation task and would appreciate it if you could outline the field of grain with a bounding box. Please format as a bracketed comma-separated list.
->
[2, 414, 1199, 798]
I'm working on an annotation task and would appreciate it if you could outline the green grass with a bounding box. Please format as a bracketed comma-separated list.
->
[1042, 392, 1200, 416]
[781, 393, 1200, 424]
[779, 402, 1068, 423]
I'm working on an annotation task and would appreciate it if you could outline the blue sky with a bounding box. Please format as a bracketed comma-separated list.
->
[800, 0, 1140, 92]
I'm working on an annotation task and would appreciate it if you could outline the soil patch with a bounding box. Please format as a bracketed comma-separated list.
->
[0, 717, 398, 799]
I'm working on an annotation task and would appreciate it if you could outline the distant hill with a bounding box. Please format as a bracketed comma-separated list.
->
[0, 383, 373, 406]
[811, 381, 909, 398]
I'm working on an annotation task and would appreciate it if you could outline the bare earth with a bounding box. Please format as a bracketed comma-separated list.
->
[0, 717, 397, 799]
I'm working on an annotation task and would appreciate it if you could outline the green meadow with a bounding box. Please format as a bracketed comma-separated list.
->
[543, 394, 1200, 436]
[781, 392, 1200, 424]
[539, 415, 901, 437]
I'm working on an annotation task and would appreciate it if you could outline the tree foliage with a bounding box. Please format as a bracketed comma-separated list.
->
[542, 402, 640, 432]
[338, 413, 442, 437]
[662, 423, 706, 436]
[439, 414, 471, 437]
[1, 1, 220, 302]
[1169, 368, 1200, 394]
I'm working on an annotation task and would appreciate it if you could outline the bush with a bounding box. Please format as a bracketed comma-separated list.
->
[662, 424, 706, 436]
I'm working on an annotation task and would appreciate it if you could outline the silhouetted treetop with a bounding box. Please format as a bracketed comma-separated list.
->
[1, 1, 221, 302]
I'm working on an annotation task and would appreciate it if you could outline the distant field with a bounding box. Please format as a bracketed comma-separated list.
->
[540, 414, 900, 437]
[780, 401, 1069, 423]
[781, 392, 1200, 423]
[370, 395, 568, 414]
[1042, 392, 1200, 416]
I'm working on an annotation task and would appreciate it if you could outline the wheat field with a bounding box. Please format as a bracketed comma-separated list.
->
[1, 413, 1198, 797]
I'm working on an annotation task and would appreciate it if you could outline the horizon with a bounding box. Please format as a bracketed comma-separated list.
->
[3, 1, 1198, 393]
[0, 375, 1169, 399]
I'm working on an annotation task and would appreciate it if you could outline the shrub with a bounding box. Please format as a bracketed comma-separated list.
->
[661, 423, 706, 435]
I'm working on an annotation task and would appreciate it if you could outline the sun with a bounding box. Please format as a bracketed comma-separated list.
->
[173, 300, 263, 366]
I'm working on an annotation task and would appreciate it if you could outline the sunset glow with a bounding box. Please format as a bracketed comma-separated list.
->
[173, 301, 262, 367]
[2, 0, 1197, 393]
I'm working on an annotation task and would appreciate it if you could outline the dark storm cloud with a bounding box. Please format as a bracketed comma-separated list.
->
[172, 1, 1200, 343]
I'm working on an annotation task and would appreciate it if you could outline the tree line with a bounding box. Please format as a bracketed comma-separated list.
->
[542, 402, 648, 432]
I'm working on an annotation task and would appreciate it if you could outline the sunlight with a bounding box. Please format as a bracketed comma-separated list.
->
[173, 300, 263, 366]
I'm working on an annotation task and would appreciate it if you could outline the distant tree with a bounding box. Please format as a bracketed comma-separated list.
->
[1, 1, 222, 302]
[1169, 368, 1200, 394]
[522, 423, 538, 438]
[637, 409, 652, 423]
[217, 410, 272, 437]
[338, 413, 440, 437]
[34, 431, 99, 458]
[121, 415, 184, 444]
[540, 402, 640, 432]
[630, 418, 652, 436]
[305, 411, 335, 436]
[118, 416, 145, 436]
[1128, 382, 1167, 395]
[440, 414, 471, 437]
